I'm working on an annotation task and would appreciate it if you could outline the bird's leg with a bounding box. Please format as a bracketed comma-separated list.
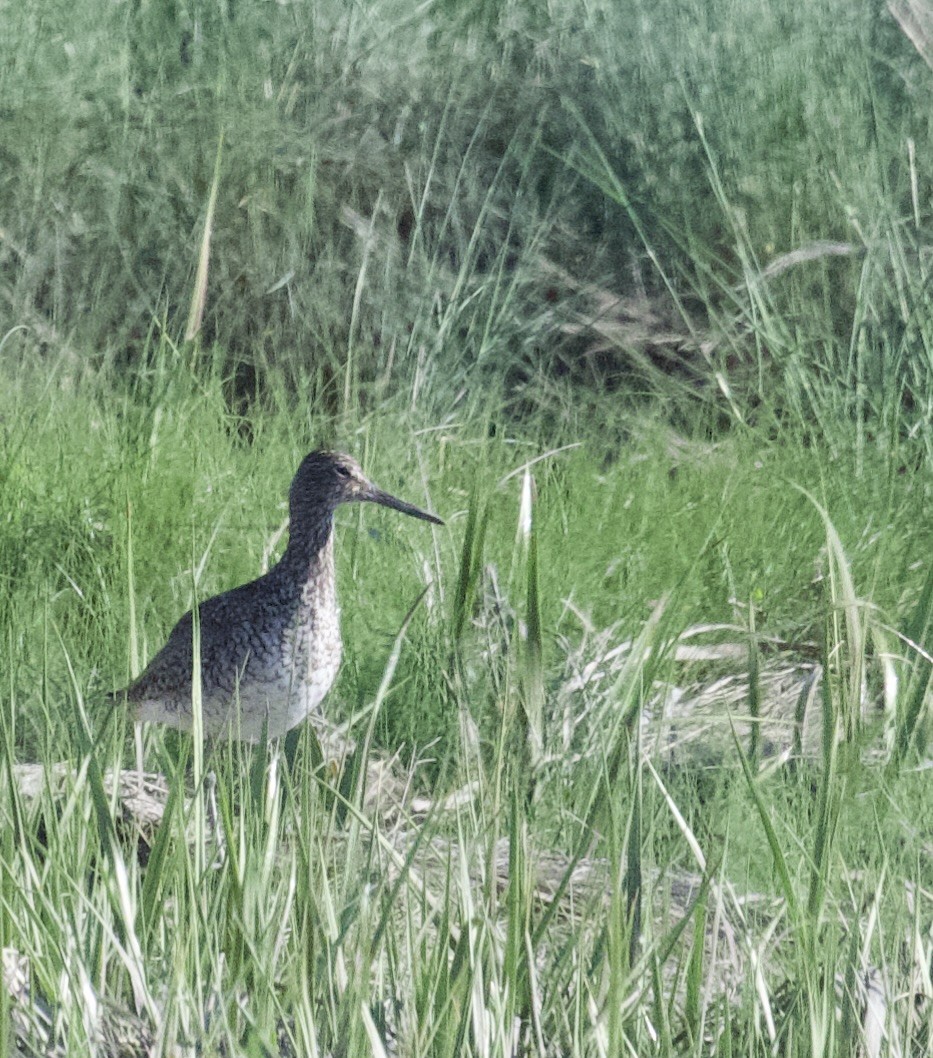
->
[203, 738, 226, 865]
[134, 721, 145, 784]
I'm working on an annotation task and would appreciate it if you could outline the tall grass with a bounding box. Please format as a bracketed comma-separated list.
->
[2, 0, 932, 452]
[0, 338, 929, 1053]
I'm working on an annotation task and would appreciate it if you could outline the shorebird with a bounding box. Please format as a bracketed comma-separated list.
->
[115, 451, 442, 740]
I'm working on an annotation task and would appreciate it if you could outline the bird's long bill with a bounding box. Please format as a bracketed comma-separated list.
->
[366, 485, 444, 525]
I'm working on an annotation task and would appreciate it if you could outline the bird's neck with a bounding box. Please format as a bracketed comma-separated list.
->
[277, 513, 335, 584]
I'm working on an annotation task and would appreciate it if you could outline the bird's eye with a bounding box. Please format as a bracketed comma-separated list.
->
[335, 465, 352, 479]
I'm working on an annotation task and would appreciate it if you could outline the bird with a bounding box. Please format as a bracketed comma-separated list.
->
[114, 451, 443, 741]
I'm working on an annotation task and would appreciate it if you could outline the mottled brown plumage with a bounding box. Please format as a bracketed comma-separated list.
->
[116, 451, 442, 740]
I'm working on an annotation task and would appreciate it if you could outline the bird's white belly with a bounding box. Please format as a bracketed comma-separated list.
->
[198, 638, 343, 741]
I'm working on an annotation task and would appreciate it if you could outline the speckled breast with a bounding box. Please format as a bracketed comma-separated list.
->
[257, 548, 344, 739]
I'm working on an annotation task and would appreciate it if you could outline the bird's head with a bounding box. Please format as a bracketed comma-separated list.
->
[290, 451, 443, 526]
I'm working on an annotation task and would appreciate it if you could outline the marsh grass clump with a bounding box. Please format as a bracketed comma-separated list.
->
[3, 0, 932, 449]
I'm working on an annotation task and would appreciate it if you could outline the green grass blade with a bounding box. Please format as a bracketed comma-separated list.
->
[729, 715, 802, 931]
[451, 484, 488, 645]
[893, 559, 933, 764]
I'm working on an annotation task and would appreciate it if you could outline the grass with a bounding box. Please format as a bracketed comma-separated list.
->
[1, 345, 930, 1055]
[2, 0, 933, 1054]
[4, 0, 932, 433]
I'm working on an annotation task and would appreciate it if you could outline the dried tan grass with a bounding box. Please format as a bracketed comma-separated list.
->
[553, 617, 892, 770]
[889, 0, 933, 71]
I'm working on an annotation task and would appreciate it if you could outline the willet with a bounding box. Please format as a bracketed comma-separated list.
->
[115, 451, 442, 740]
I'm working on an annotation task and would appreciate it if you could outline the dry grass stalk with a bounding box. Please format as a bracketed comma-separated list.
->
[889, 0, 933, 71]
